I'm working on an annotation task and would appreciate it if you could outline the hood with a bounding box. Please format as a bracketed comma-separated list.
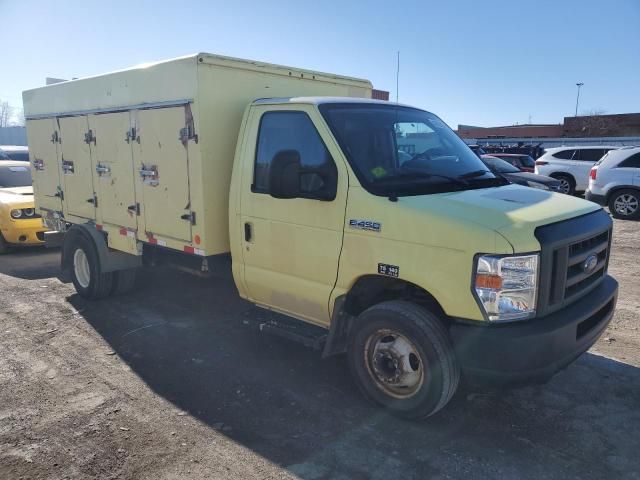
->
[501, 171, 559, 186]
[400, 184, 600, 251]
[0, 186, 34, 196]
[0, 186, 35, 208]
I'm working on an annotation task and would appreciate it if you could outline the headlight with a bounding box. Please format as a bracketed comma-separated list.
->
[474, 254, 539, 322]
[23, 208, 35, 217]
[526, 181, 549, 190]
[10, 209, 22, 219]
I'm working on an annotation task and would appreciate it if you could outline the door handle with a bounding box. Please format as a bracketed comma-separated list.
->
[244, 222, 252, 242]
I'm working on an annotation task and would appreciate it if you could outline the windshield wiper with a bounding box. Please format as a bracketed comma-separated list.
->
[376, 169, 469, 186]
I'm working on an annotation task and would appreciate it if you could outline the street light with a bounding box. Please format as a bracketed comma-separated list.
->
[575, 82, 584, 117]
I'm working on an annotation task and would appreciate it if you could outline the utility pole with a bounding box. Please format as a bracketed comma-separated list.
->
[575, 82, 584, 116]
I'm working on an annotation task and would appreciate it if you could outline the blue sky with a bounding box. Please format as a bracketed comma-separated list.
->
[1, 0, 638, 128]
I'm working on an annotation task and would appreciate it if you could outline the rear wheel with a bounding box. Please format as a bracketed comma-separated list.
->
[608, 189, 640, 220]
[347, 301, 459, 419]
[69, 235, 113, 299]
[552, 174, 575, 195]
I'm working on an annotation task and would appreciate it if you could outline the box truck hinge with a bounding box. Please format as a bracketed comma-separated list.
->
[95, 164, 111, 176]
[179, 126, 198, 145]
[62, 160, 74, 174]
[50, 131, 60, 144]
[84, 129, 96, 145]
[125, 127, 139, 144]
[127, 203, 141, 216]
[180, 212, 196, 225]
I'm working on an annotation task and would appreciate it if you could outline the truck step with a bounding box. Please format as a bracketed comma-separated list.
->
[251, 313, 328, 351]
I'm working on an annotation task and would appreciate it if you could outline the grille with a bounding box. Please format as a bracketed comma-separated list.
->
[535, 209, 613, 316]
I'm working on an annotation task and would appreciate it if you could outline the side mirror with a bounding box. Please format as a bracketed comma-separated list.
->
[269, 150, 302, 199]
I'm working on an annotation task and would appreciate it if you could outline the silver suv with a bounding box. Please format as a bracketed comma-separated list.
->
[586, 146, 640, 220]
[535, 146, 617, 194]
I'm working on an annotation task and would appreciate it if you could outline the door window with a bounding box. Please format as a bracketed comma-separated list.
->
[577, 149, 605, 162]
[619, 152, 640, 168]
[254, 111, 337, 199]
[552, 149, 575, 160]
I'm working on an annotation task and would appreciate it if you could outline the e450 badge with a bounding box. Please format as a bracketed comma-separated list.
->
[349, 219, 381, 232]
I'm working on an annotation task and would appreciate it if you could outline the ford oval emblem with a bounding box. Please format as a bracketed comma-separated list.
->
[583, 254, 598, 274]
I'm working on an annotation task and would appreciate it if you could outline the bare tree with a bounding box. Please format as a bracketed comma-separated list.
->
[11, 107, 25, 126]
[0, 101, 12, 127]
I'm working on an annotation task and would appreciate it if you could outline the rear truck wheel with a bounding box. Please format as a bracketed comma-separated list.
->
[0, 232, 8, 254]
[347, 300, 460, 419]
[552, 174, 576, 195]
[609, 189, 640, 220]
[111, 268, 138, 295]
[69, 235, 113, 299]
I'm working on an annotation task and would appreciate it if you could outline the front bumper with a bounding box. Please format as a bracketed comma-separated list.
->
[586, 190, 606, 206]
[450, 275, 618, 386]
[1, 218, 47, 245]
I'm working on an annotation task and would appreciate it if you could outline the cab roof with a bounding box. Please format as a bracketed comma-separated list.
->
[252, 97, 413, 108]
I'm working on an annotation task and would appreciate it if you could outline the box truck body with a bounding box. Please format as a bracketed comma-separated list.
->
[23, 53, 373, 256]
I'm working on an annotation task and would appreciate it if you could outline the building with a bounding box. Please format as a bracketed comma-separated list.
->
[0, 126, 27, 146]
[457, 113, 640, 140]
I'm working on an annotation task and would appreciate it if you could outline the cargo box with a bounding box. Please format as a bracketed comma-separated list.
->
[23, 53, 373, 256]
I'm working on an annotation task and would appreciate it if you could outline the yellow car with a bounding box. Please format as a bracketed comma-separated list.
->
[0, 161, 47, 253]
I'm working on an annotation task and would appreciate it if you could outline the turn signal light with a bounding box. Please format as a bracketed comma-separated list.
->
[475, 274, 503, 289]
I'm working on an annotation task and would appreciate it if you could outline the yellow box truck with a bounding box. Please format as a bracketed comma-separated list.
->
[23, 53, 618, 418]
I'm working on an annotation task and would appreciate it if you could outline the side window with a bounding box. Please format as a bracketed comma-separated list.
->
[254, 111, 337, 199]
[578, 149, 605, 162]
[619, 152, 640, 168]
[552, 149, 575, 160]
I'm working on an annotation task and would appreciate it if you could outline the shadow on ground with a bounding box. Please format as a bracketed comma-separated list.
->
[62, 266, 640, 479]
[0, 247, 60, 280]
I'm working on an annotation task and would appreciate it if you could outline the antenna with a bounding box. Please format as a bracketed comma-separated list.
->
[396, 51, 400, 103]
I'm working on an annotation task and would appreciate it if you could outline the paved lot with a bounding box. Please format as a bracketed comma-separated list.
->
[0, 218, 639, 479]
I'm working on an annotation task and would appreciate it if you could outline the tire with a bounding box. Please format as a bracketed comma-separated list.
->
[0, 232, 8, 254]
[551, 174, 576, 195]
[608, 189, 640, 220]
[68, 234, 114, 299]
[347, 300, 460, 419]
[111, 268, 138, 295]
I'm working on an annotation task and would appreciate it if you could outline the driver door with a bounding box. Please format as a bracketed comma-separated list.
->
[239, 106, 348, 326]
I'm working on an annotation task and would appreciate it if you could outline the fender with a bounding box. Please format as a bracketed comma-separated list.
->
[61, 224, 141, 280]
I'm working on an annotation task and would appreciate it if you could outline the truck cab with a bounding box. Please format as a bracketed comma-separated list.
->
[229, 97, 618, 417]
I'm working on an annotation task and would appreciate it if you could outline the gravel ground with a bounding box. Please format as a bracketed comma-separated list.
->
[0, 218, 639, 480]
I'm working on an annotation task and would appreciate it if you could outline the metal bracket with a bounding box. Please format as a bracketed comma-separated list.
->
[125, 127, 139, 144]
[139, 165, 159, 186]
[62, 160, 75, 174]
[84, 129, 96, 145]
[180, 212, 196, 225]
[95, 163, 111, 176]
[33, 158, 45, 171]
[50, 131, 60, 144]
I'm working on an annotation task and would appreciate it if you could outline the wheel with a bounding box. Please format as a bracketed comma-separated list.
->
[347, 301, 460, 419]
[111, 268, 138, 295]
[608, 189, 640, 220]
[0, 232, 8, 254]
[69, 235, 113, 299]
[552, 174, 575, 195]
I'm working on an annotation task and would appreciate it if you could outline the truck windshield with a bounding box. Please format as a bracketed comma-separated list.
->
[319, 103, 506, 196]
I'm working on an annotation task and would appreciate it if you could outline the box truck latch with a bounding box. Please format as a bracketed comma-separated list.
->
[50, 131, 60, 144]
[62, 160, 74, 174]
[95, 164, 111, 176]
[180, 212, 196, 225]
[139, 165, 159, 186]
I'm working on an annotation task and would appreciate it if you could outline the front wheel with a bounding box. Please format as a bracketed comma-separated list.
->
[68, 235, 113, 299]
[608, 189, 640, 220]
[348, 301, 459, 419]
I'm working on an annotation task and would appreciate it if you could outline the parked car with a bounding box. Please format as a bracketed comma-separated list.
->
[586, 146, 640, 220]
[467, 144, 486, 156]
[0, 145, 29, 162]
[534, 146, 617, 195]
[481, 155, 561, 191]
[487, 153, 536, 172]
[0, 161, 46, 253]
